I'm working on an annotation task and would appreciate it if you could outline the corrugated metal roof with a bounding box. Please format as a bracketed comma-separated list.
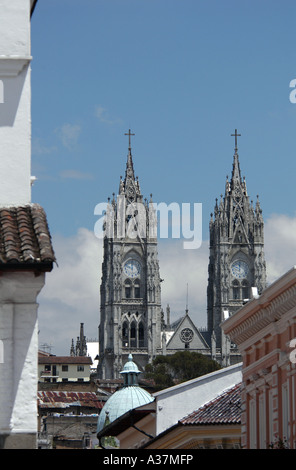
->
[180, 383, 241, 425]
[38, 391, 103, 410]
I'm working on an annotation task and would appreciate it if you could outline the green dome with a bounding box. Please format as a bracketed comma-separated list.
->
[120, 354, 141, 374]
[97, 355, 154, 433]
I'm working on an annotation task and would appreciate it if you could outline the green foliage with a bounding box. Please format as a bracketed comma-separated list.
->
[268, 436, 290, 449]
[144, 351, 221, 391]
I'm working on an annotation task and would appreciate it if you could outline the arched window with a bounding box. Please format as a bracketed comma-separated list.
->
[139, 322, 144, 347]
[130, 321, 136, 348]
[134, 280, 141, 298]
[122, 321, 129, 347]
[232, 280, 240, 300]
[125, 280, 131, 299]
[242, 280, 249, 300]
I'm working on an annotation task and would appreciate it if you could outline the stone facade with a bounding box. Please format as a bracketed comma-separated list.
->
[98, 131, 267, 377]
[207, 132, 266, 366]
[98, 134, 162, 379]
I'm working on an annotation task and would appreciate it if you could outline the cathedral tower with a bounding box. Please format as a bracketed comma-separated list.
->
[98, 131, 162, 379]
[207, 130, 266, 366]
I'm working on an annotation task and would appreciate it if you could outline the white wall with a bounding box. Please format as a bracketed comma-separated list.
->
[0, 0, 32, 206]
[0, 272, 45, 440]
[153, 362, 242, 435]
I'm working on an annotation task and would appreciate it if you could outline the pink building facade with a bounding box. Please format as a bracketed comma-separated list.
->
[223, 267, 296, 449]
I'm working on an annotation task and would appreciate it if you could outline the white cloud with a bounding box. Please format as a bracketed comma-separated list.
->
[32, 137, 57, 156]
[158, 239, 208, 327]
[37, 229, 102, 355]
[37, 213, 296, 355]
[59, 169, 94, 180]
[265, 213, 296, 284]
[95, 105, 122, 125]
[56, 123, 81, 150]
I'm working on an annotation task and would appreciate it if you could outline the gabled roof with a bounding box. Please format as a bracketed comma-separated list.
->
[0, 204, 55, 271]
[180, 383, 241, 425]
[166, 312, 209, 350]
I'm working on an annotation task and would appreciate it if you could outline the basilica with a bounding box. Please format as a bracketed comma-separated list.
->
[98, 130, 267, 379]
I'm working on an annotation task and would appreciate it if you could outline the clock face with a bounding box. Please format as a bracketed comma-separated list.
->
[124, 259, 141, 278]
[231, 260, 249, 279]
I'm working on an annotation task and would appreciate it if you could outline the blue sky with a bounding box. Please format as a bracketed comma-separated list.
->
[30, 1, 296, 354]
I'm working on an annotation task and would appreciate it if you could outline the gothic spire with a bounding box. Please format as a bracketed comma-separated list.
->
[122, 129, 141, 203]
[230, 129, 242, 188]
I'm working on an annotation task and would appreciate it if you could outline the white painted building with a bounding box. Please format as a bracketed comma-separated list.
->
[0, 1, 55, 449]
[38, 356, 93, 383]
[97, 362, 242, 448]
[153, 362, 242, 435]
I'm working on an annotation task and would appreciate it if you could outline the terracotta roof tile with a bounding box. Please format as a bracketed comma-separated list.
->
[0, 204, 55, 268]
[37, 391, 104, 410]
[180, 383, 241, 425]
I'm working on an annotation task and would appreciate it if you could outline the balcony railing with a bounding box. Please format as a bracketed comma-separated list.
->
[40, 370, 59, 378]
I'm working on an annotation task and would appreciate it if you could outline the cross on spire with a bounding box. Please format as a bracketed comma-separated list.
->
[125, 129, 135, 151]
[231, 129, 241, 153]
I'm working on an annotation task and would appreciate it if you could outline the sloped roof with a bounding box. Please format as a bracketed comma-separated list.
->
[166, 312, 210, 350]
[180, 383, 241, 425]
[38, 391, 103, 410]
[0, 204, 55, 270]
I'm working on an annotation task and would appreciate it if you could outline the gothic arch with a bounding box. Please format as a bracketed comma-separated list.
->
[121, 312, 146, 349]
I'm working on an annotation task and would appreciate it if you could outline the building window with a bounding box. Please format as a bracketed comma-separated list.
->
[77, 365, 84, 372]
[125, 280, 131, 298]
[62, 365, 68, 372]
[232, 280, 240, 299]
[134, 281, 141, 298]
[122, 321, 129, 347]
[130, 322, 136, 348]
[242, 280, 249, 300]
[139, 322, 144, 347]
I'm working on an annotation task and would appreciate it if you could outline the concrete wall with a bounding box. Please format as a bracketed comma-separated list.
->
[0, 272, 45, 448]
[0, 0, 32, 205]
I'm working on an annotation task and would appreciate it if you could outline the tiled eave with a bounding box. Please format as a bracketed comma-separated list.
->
[0, 204, 55, 273]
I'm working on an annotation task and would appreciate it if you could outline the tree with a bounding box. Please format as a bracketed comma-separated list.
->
[144, 351, 221, 391]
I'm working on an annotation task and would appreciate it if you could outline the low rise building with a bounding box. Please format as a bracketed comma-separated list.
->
[38, 355, 92, 383]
